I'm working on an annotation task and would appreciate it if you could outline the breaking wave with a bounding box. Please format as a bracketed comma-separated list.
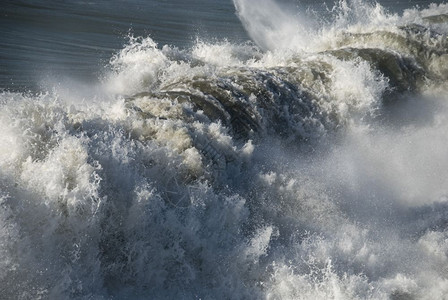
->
[1, 0, 448, 298]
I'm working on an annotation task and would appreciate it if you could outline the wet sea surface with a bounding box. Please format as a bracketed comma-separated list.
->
[0, 0, 443, 90]
[2, 1, 448, 299]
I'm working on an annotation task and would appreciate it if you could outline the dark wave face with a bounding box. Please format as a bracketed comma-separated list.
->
[1, 0, 448, 299]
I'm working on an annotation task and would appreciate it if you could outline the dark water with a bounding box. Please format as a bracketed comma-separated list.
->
[0, 0, 246, 90]
[0, 0, 444, 90]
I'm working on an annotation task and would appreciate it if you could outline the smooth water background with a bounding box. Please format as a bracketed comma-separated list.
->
[0, 0, 244, 90]
[0, 0, 443, 90]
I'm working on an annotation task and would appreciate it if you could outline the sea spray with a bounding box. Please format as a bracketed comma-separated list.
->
[233, 0, 311, 50]
[1, 1, 448, 298]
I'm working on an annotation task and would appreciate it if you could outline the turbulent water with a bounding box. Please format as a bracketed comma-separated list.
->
[2, 0, 448, 299]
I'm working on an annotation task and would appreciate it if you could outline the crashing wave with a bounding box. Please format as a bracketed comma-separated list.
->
[1, 0, 448, 299]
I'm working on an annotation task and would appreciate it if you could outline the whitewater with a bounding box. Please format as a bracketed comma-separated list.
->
[1, 0, 448, 298]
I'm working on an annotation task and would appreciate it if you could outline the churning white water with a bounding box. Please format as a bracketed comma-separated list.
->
[1, 0, 448, 299]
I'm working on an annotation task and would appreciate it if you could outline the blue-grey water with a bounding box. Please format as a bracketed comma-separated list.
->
[0, 0, 442, 90]
[1, 0, 247, 90]
[1, 0, 448, 299]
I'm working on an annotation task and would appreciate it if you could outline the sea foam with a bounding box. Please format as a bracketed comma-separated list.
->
[1, 0, 448, 298]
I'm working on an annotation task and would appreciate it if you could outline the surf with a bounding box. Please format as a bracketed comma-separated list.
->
[1, 0, 448, 298]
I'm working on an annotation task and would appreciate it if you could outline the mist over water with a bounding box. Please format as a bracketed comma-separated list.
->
[2, 0, 448, 299]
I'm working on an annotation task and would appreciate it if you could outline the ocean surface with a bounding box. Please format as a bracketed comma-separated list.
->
[1, 0, 448, 299]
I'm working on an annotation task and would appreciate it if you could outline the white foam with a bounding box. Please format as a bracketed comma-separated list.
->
[1, 0, 448, 298]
